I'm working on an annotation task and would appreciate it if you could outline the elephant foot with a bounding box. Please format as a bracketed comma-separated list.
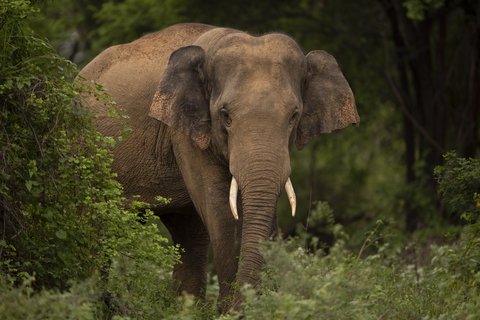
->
[217, 286, 245, 314]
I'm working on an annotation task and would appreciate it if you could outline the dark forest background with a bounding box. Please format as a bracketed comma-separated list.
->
[1, 0, 479, 318]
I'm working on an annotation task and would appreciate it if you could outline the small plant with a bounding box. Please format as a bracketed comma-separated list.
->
[295, 201, 347, 252]
[435, 152, 480, 222]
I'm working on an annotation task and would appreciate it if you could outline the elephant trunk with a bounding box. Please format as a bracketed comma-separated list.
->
[237, 166, 280, 286]
[227, 116, 295, 287]
[230, 144, 291, 286]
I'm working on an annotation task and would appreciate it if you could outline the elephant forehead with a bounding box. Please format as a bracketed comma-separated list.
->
[208, 33, 306, 106]
[215, 46, 303, 69]
[210, 34, 305, 71]
[212, 50, 305, 93]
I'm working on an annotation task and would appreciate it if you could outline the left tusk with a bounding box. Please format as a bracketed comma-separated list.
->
[229, 177, 239, 220]
[285, 178, 296, 217]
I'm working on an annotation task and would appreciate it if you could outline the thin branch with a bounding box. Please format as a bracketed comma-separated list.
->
[382, 38, 445, 154]
[24, 112, 45, 158]
[384, 70, 444, 154]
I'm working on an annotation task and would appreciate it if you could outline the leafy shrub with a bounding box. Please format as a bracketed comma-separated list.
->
[217, 234, 478, 320]
[434, 152, 480, 306]
[294, 201, 339, 252]
[102, 208, 180, 319]
[0, 0, 178, 294]
[0, 274, 101, 319]
[435, 152, 480, 222]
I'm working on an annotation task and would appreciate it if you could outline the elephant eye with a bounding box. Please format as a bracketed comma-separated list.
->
[220, 108, 232, 127]
[289, 111, 299, 126]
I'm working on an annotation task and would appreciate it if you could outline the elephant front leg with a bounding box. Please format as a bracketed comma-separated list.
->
[212, 237, 241, 312]
[202, 185, 242, 313]
[170, 136, 241, 311]
[160, 208, 210, 298]
[175, 165, 241, 311]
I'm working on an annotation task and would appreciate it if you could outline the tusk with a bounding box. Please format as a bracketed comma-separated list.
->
[285, 178, 296, 217]
[229, 177, 239, 220]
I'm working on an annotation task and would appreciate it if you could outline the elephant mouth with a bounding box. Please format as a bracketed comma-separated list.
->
[228, 176, 296, 220]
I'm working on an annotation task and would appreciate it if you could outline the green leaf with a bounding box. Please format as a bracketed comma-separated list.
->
[55, 230, 67, 240]
[25, 180, 33, 191]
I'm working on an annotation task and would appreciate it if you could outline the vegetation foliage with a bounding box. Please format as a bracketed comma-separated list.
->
[1, 0, 479, 319]
[1, 0, 178, 316]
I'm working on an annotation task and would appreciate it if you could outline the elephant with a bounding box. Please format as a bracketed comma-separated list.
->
[79, 23, 359, 311]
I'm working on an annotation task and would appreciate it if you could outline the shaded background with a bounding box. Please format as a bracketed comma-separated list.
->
[33, 0, 479, 247]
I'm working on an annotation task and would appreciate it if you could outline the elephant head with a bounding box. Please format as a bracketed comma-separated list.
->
[149, 30, 359, 287]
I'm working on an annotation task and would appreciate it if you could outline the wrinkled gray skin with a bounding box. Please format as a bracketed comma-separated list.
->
[80, 23, 359, 311]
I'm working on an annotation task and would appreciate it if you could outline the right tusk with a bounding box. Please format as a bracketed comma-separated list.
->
[229, 177, 239, 220]
[285, 178, 296, 217]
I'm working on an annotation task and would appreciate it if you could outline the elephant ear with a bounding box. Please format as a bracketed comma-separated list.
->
[149, 45, 211, 149]
[296, 50, 360, 149]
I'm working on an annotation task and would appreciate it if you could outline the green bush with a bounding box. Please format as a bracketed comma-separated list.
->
[0, 274, 101, 319]
[434, 152, 480, 302]
[435, 152, 480, 222]
[1, 0, 177, 299]
[218, 235, 478, 319]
